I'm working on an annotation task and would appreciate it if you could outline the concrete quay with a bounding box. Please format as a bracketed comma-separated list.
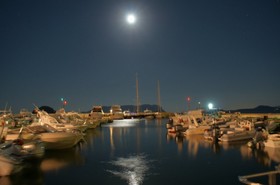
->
[222, 113, 280, 119]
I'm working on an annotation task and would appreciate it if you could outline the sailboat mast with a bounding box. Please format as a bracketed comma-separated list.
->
[136, 74, 140, 113]
[157, 80, 161, 113]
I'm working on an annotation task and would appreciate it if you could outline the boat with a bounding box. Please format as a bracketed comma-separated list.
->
[89, 106, 104, 120]
[110, 105, 124, 120]
[166, 118, 185, 136]
[264, 134, 280, 148]
[219, 129, 256, 142]
[0, 155, 22, 176]
[6, 124, 84, 150]
[0, 137, 44, 159]
[143, 109, 155, 119]
[1, 115, 45, 158]
[54, 109, 86, 125]
[156, 80, 164, 119]
[30, 124, 84, 150]
[204, 125, 221, 142]
[35, 110, 87, 132]
[217, 119, 257, 142]
[183, 116, 211, 136]
[185, 125, 211, 135]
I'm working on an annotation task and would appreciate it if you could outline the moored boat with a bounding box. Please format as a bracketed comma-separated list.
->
[27, 125, 84, 150]
[0, 155, 22, 176]
[219, 120, 256, 142]
[110, 105, 124, 120]
[219, 129, 256, 142]
[35, 110, 88, 132]
[264, 134, 280, 148]
[6, 125, 84, 150]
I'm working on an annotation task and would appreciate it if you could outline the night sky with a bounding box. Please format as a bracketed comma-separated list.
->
[1, 0, 280, 113]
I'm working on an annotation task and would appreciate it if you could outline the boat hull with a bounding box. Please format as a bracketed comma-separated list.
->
[39, 132, 82, 150]
[219, 130, 255, 142]
[264, 134, 280, 148]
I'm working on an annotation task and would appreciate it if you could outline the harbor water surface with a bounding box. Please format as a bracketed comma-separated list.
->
[4, 119, 280, 185]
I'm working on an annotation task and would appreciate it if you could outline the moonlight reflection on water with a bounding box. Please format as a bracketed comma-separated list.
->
[107, 154, 151, 185]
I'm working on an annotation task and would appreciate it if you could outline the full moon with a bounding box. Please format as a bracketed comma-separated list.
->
[126, 14, 136, 24]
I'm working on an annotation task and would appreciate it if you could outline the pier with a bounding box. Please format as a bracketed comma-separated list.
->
[222, 113, 280, 119]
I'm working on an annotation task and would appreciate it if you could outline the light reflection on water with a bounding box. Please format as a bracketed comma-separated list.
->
[102, 119, 141, 127]
[106, 154, 151, 185]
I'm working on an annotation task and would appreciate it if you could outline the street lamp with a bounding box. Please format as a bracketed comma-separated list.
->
[208, 103, 214, 110]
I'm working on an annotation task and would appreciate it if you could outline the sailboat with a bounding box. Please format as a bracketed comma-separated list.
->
[156, 80, 164, 119]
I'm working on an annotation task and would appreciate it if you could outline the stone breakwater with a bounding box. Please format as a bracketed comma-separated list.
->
[222, 113, 280, 119]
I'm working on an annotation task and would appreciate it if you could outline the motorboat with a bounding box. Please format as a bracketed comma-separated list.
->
[204, 125, 221, 142]
[166, 118, 186, 135]
[183, 116, 211, 136]
[219, 129, 256, 142]
[264, 134, 280, 148]
[185, 125, 211, 136]
[1, 115, 45, 160]
[27, 124, 84, 150]
[219, 120, 256, 142]
[89, 106, 104, 120]
[6, 125, 84, 150]
[110, 105, 124, 120]
[34, 110, 87, 132]
[0, 137, 44, 159]
[0, 155, 22, 176]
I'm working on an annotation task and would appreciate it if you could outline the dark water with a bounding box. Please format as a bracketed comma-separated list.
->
[2, 119, 280, 185]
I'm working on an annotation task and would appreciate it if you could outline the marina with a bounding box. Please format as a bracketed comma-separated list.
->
[1, 0, 279, 184]
[1, 111, 280, 185]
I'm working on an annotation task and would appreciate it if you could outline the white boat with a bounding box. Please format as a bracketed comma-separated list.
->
[35, 110, 87, 132]
[110, 105, 124, 120]
[0, 155, 22, 176]
[264, 134, 280, 148]
[183, 116, 211, 136]
[185, 125, 211, 135]
[219, 129, 256, 142]
[204, 125, 221, 141]
[86, 106, 104, 128]
[54, 109, 86, 125]
[6, 124, 84, 150]
[1, 115, 45, 159]
[0, 138, 44, 159]
[219, 120, 256, 142]
[90, 106, 104, 120]
[28, 124, 84, 150]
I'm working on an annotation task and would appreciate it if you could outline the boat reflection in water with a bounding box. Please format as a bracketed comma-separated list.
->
[106, 154, 151, 185]
[102, 119, 140, 128]
[167, 132, 280, 185]
[40, 147, 85, 172]
[5, 147, 85, 185]
[167, 133, 221, 155]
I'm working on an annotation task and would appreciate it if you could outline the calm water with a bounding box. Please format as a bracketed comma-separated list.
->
[2, 119, 280, 185]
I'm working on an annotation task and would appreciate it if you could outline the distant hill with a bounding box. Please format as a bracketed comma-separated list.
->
[32, 105, 56, 114]
[229, 105, 280, 113]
